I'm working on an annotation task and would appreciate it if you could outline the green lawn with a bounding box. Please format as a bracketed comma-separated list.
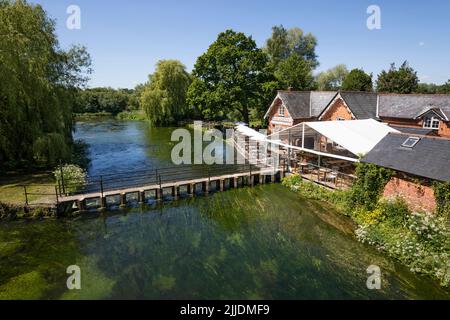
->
[0, 172, 56, 205]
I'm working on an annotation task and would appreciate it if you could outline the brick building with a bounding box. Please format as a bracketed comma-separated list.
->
[362, 133, 450, 212]
[264, 90, 336, 134]
[265, 90, 450, 138]
[377, 94, 450, 138]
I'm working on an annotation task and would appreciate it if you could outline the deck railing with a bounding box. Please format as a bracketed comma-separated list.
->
[295, 162, 356, 190]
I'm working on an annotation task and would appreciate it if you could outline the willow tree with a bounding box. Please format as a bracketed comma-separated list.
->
[0, 0, 91, 169]
[140, 60, 192, 126]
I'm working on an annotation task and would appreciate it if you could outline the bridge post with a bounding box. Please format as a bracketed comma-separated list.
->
[249, 175, 254, 187]
[99, 196, 107, 210]
[76, 199, 87, 212]
[259, 174, 265, 184]
[202, 181, 209, 194]
[120, 193, 127, 207]
[156, 188, 162, 201]
[172, 185, 179, 200]
[188, 183, 195, 197]
[138, 190, 145, 204]
[219, 179, 224, 192]
[233, 177, 239, 188]
[271, 174, 275, 183]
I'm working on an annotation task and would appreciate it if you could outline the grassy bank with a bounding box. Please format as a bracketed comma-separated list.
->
[74, 112, 114, 121]
[282, 169, 450, 287]
[0, 172, 55, 206]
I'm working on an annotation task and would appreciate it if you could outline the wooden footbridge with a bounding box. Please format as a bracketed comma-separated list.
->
[53, 163, 285, 214]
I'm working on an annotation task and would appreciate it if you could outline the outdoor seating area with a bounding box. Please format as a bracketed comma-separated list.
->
[290, 154, 356, 190]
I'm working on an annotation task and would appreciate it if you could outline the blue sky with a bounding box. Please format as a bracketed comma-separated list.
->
[32, 0, 450, 89]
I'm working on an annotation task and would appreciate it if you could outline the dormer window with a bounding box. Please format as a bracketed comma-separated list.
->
[278, 105, 285, 117]
[423, 116, 440, 129]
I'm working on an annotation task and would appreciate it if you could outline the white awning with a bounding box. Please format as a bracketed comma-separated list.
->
[302, 119, 399, 156]
[235, 125, 267, 141]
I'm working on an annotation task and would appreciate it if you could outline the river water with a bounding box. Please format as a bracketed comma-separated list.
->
[0, 120, 449, 299]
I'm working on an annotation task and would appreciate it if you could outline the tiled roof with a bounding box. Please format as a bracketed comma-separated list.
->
[362, 133, 450, 182]
[389, 125, 435, 136]
[378, 94, 450, 120]
[274, 91, 336, 119]
[340, 92, 378, 119]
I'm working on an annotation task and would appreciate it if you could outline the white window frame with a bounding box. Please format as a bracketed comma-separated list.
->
[423, 116, 440, 130]
[278, 105, 285, 117]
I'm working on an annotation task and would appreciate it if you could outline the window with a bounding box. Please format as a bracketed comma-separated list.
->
[423, 116, 440, 129]
[336, 117, 345, 121]
[401, 137, 420, 148]
[278, 105, 285, 116]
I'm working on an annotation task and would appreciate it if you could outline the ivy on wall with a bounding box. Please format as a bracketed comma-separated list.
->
[433, 182, 450, 217]
[347, 163, 394, 211]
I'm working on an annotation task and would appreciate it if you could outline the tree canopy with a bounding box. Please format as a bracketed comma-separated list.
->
[274, 54, 315, 90]
[316, 64, 349, 90]
[341, 69, 373, 91]
[187, 30, 271, 123]
[141, 60, 192, 126]
[0, 0, 91, 169]
[74, 87, 140, 114]
[376, 61, 419, 93]
[264, 25, 318, 69]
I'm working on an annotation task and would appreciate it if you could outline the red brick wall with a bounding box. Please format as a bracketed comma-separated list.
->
[383, 175, 436, 212]
[321, 98, 354, 121]
[268, 98, 294, 134]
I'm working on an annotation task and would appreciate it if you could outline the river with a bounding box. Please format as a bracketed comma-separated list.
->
[0, 119, 449, 299]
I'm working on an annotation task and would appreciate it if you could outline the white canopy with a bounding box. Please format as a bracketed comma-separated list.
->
[301, 119, 399, 156]
[235, 124, 267, 141]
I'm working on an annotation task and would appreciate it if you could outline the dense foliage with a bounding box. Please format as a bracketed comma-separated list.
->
[341, 69, 373, 91]
[433, 182, 450, 217]
[187, 30, 272, 123]
[0, 0, 91, 169]
[141, 60, 192, 126]
[376, 61, 419, 93]
[264, 25, 319, 69]
[54, 164, 87, 194]
[316, 65, 349, 90]
[73, 87, 141, 115]
[416, 81, 450, 94]
[282, 163, 450, 287]
[347, 163, 394, 211]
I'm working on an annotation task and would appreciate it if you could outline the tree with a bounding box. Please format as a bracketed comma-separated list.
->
[141, 60, 192, 126]
[264, 25, 318, 69]
[416, 80, 450, 94]
[0, 0, 91, 169]
[376, 61, 419, 93]
[187, 30, 270, 123]
[274, 55, 315, 90]
[316, 64, 349, 90]
[341, 69, 373, 91]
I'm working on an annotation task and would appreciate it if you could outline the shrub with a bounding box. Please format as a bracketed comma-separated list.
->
[347, 163, 393, 211]
[433, 182, 450, 217]
[53, 164, 87, 194]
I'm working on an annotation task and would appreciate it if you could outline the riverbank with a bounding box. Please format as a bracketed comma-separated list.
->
[2, 183, 450, 299]
[0, 171, 54, 206]
[282, 172, 450, 288]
